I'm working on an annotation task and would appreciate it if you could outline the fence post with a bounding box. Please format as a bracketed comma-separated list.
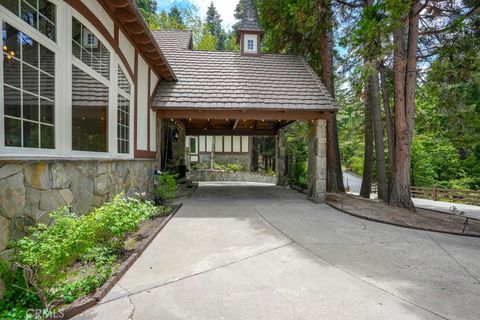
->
[432, 186, 438, 201]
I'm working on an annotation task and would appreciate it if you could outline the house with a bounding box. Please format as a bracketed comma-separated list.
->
[0, 0, 338, 257]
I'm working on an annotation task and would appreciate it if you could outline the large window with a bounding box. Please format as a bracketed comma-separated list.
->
[3, 22, 55, 149]
[71, 17, 111, 153]
[3, 0, 56, 41]
[117, 67, 131, 154]
[72, 66, 108, 152]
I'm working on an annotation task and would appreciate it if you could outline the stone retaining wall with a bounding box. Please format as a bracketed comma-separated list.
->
[0, 159, 159, 254]
[189, 170, 276, 184]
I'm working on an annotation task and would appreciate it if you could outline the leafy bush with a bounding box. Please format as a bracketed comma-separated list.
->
[226, 163, 244, 172]
[3, 194, 159, 311]
[156, 173, 178, 203]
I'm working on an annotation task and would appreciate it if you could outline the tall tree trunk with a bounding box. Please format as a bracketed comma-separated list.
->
[389, 0, 421, 210]
[360, 80, 374, 198]
[369, 70, 388, 201]
[379, 61, 395, 197]
[319, 26, 345, 193]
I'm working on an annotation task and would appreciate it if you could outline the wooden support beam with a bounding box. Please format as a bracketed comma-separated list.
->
[186, 128, 277, 136]
[155, 109, 330, 121]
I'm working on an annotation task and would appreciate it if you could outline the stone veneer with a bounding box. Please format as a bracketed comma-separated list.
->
[308, 119, 327, 203]
[0, 159, 159, 255]
[189, 170, 277, 184]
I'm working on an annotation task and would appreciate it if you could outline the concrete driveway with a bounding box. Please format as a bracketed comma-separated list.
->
[75, 182, 480, 320]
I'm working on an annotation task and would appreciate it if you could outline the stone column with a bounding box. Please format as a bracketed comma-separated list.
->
[275, 130, 287, 186]
[308, 119, 327, 203]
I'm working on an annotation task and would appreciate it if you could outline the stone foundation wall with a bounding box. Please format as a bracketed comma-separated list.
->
[0, 159, 159, 254]
[198, 154, 250, 171]
[189, 170, 276, 184]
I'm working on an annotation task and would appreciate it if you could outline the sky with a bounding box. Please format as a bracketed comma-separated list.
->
[156, 0, 239, 30]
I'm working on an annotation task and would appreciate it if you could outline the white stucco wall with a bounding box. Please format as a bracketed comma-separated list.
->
[119, 31, 135, 72]
[80, 0, 114, 36]
[137, 56, 149, 151]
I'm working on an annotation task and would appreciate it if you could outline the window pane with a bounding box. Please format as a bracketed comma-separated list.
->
[72, 66, 108, 152]
[21, 0, 37, 29]
[72, 18, 110, 80]
[38, 0, 55, 22]
[22, 34, 38, 67]
[22, 63, 39, 94]
[40, 98, 54, 124]
[4, 86, 21, 118]
[3, 23, 22, 60]
[2, 23, 55, 150]
[3, 0, 19, 15]
[38, 15, 55, 42]
[23, 91, 38, 121]
[23, 121, 39, 148]
[118, 67, 130, 94]
[3, 55, 20, 87]
[117, 95, 130, 154]
[190, 138, 196, 153]
[5, 118, 21, 147]
[40, 45, 54, 76]
[40, 72, 54, 100]
[40, 124, 54, 149]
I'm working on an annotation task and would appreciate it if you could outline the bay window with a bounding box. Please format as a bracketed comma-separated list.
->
[1, 1, 135, 157]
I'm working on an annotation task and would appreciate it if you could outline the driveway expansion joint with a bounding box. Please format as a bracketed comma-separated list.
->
[97, 241, 294, 306]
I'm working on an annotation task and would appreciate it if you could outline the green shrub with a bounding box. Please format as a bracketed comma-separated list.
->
[156, 173, 178, 203]
[4, 194, 159, 310]
[226, 163, 244, 172]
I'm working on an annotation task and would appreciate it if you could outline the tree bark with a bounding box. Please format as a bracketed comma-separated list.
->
[379, 62, 395, 185]
[389, 0, 421, 211]
[319, 26, 345, 193]
[360, 80, 374, 199]
[369, 70, 388, 201]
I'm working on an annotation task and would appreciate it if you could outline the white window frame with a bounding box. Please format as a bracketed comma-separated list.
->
[0, 2, 136, 159]
[0, 0, 61, 157]
[245, 34, 257, 53]
[115, 63, 134, 158]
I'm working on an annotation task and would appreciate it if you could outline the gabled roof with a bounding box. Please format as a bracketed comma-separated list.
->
[151, 31, 337, 111]
[151, 30, 193, 53]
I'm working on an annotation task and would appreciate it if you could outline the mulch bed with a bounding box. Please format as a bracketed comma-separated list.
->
[327, 193, 480, 237]
[58, 204, 182, 320]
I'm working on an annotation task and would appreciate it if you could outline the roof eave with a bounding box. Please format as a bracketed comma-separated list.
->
[100, 0, 177, 81]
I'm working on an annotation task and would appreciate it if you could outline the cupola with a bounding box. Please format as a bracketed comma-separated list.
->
[237, 0, 263, 56]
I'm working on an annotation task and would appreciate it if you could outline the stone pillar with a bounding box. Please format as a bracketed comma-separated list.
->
[275, 130, 287, 186]
[308, 119, 327, 203]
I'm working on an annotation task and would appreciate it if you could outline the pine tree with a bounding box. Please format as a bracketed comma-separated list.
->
[205, 2, 226, 50]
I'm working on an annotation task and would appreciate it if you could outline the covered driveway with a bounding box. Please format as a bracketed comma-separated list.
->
[76, 183, 480, 320]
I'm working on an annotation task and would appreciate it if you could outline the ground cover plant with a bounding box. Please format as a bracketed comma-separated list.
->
[0, 194, 168, 319]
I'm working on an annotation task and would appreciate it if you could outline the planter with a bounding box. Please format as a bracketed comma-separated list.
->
[189, 170, 277, 184]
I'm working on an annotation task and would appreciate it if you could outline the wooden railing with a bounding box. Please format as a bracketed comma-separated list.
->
[411, 186, 480, 205]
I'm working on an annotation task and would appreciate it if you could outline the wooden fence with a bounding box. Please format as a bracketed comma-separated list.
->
[411, 186, 480, 205]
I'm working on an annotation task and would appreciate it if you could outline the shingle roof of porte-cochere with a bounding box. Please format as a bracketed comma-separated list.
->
[150, 31, 338, 111]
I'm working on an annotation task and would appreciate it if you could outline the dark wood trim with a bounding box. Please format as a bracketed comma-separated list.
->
[186, 128, 277, 136]
[134, 150, 156, 158]
[156, 109, 330, 121]
[66, 0, 134, 80]
[147, 67, 151, 151]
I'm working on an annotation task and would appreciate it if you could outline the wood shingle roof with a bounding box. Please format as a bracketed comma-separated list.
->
[150, 31, 338, 112]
